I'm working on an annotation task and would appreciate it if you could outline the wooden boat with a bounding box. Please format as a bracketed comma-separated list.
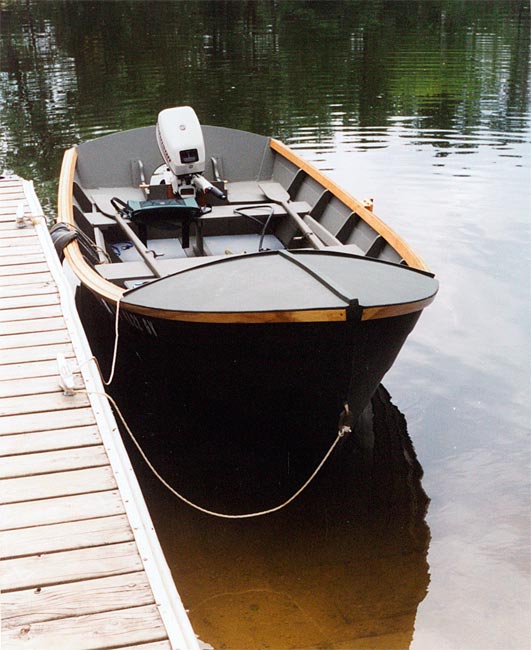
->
[56, 106, 438, 440]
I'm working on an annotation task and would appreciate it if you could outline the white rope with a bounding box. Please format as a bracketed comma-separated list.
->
[76, 385, 349, 519]
[76, 295, 122, 386]
[103, 294, 122, 386]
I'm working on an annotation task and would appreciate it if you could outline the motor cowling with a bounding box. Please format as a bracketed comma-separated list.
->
[155, 106, 225, 201]
[156, 106, 205, 181]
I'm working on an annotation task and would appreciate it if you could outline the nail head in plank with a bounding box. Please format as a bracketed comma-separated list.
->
[0, 373, 83, 399]
[0, 425, 101, 456]
[0, 490, 125, 531]
[1, 465, 117, 505]
[0, 316, 65, 335]
[0, 541, 143, 591]
[1, 514, 133, 559]
[0, 407, 96, 435]
[0, 604, 168, 650]
[0, 445, 108, 480]
[0, 390, 90, 417]
[2, 572, 153, 627]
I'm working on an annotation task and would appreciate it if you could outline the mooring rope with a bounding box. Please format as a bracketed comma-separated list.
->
[74, 384, 350, 519]
[76, 294, 122, 387]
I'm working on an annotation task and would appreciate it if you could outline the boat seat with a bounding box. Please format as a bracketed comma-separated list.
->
[203, 200, 310, 220]
[96, 256, 214, 282]
[202, 234, 284, 256]
[111, 238, 188, 262]
[326, 243, 365, 256]
[225, 181, 270, 203]
[88, 187, 145, 213]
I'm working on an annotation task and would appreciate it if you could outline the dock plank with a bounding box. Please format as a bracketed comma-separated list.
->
[0, 444, 108, 479]
[0, 303, 64, 322]
[0, 358, 75, 381]
[0, 328, 71, 350]
[118, 642, 173, 650]
[0, 280, 57, 299]
[0, 224, 38, 235]
[0, 390, 90, 417]
[0, 316, 66, 335]
[1, 465, 117, 503]
[0, 293, 60, 311]
[0, 373, 83, 398]
[1, 515, 133, 559]
[0, 261, 50, 276]
[0, 341, 75, 364]
[0, 178, 196, 650]
[1, 541, 143, 592]
[0, 425, 101, 455]
[2, 572, 154, 627]
[1, 604, 168, 650]
[0, 253, 45, 266]
[0, 271, 53, 286]
[0, 490, 125, 530]
[0, 244, 42, 257]
[0, 407, 95, 435]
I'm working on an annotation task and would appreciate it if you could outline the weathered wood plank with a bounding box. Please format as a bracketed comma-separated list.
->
[0, 425, 101, 455]
[0, 604, 167, 650]
[0, 244, 42, 257]
[0, 261, 49, 276]
[0, 328, 70, 351]
[0, 184, 25, 193]
[1, 465, 116, 503]
[0, 390, 90, 417]
[0, 253, 45, 266]
[0, 444, 108, 479]
[0, 541, 142, 591]
[0, 341, 74, 363]
[0, 490, 125, 530]
[1, 514, 132, 558]
[0, 358, 73, 381]
[0, 280, 56, 299]
[1, 572, 153, 627]
[0, 271, 53, 286]
[0, 304, 63, 322]
[0, 293, 60, 311]
[0, 407, 96, 436]
[0, 373, 83, 398]
[0, 316, 65, 335]
[117, 642, 173, 650]
[0, 230, 39, 247]
[0, 229, 38, 240]
[0, 218, 30, 227]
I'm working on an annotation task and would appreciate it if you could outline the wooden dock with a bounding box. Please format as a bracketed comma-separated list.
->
[0, 176, 203, 650]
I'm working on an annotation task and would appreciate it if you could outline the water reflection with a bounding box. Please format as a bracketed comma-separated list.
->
[79, 295, 430, 649]
[129, 383, 429, 650]
[1, 1, 528, 214]
[2, 1, 529, 646]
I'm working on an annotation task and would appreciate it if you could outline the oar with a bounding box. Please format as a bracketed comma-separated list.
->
[109, 208, 162, 279]
[259, 182, 325, 250]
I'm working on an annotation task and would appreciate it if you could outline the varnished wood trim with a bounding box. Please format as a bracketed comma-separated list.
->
[57, 148, 124, 303]
[120, 304, 347, 323]
[270, 138, 430, 272]
[58, 143, 432, 324]
[361, 295, 436, 320]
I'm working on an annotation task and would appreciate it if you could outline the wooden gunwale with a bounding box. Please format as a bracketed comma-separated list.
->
[270, 138, 429, 271]
[58, 137, 432, 323]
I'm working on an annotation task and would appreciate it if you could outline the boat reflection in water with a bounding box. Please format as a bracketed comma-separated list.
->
[78, 298, 430, 649]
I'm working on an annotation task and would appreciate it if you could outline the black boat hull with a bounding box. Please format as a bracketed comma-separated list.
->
[78, 284, 422, 451]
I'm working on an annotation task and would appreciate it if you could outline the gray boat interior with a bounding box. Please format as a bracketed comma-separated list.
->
[72, 125, 408, 289]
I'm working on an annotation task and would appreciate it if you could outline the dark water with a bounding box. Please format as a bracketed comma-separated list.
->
[1, 2, 530, 648]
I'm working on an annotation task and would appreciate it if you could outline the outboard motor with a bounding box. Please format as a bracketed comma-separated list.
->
[156, 106, 226, 201]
